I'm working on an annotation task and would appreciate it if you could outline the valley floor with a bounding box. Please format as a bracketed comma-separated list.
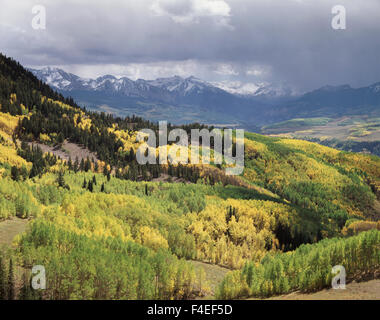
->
[264, 116, 380, 142]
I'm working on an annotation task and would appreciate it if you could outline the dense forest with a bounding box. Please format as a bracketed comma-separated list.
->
[0, 53, 379, 300]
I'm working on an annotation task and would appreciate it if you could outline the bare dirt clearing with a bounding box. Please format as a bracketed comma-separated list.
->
[29, 140, 98, 162]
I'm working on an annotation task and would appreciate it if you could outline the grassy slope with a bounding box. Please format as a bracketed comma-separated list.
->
[190, 260, 230, 298]
[262, 117, 333, 133]
[0, 218, 28, 246]
[268, 279, 380, 300]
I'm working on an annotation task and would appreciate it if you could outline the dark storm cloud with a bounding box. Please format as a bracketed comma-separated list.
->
[1, 0, 379, 91]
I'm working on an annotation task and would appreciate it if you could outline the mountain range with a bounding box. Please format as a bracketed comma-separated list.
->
[29, 67, 296, 99]
[30, 67, 380, 130]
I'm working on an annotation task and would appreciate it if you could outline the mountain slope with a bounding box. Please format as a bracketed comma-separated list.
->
[3, 52, 380, 237]
[278, 84, 380, 119]
[0, 52, 379, 301]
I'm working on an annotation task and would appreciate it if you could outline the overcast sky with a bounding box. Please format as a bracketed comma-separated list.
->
[1, 0, 380, 91]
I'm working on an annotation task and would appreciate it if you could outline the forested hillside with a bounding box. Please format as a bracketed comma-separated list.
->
[0, 53, 379, 300]
[217, 229, 380, 299]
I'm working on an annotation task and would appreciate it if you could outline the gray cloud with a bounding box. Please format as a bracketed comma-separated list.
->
[1, 0, 380, 91]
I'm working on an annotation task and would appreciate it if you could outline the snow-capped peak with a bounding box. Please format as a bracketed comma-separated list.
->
[147, 75, 217, 95]
[212, 80, 299, 98]
[29, 66, 79, 90]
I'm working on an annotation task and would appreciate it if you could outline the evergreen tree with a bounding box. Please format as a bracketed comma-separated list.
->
[29, 163, 41, 178]
[18, 272, 34, 300]
[84, 157, 91, 172]
[57, 132, 64, 144]
[7, 259, 15, 300]
[74, 157, 79, 173]
[68, 157, 73, 171]
[20, 166, 29, 180]
[57, 171, 65, 188]
[0, 256, 6, 300]
[129, 147, 135, 162]
[87, 180, 93, 192]
[79, 158, 85, 171]
[11, 166, 19, 181]
[140, 166, 147, 181]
